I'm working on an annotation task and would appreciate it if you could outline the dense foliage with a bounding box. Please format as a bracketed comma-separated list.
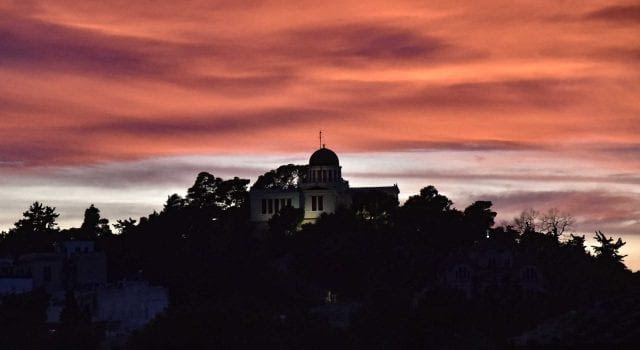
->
[0, 170, 638, 349]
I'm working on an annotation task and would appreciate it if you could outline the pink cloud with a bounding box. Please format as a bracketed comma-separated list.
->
[0, 0, 638, 267]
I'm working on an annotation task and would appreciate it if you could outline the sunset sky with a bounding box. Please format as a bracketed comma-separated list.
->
[1, 1, 639, 268]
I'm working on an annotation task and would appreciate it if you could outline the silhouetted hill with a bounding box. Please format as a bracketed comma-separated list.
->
[1, 171, 638, 349]
[512, 291, 640, 348]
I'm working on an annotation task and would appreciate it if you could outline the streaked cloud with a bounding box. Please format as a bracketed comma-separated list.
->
[584, 5, 640, 23]
[481, 190, 640, 233]
[0, 0, 638, 267]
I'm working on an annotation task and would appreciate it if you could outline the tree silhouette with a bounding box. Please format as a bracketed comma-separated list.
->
[488, 225, 519, 245]
[2, 202, 61, 253]
[1, 177, 638, 349]
[163, 194, 186, 213]
[398, 186, 462, 245]
[13, 201, 59, 235]
[186, 172, 250, 211]
[80, 204, 112, 238]
[186, 172, 223, 209]
[251, 164, 308, 190]
[404, 186, 453, 213]
[217, 177, 251, 209]
[463, 201, 496, 241]
[269, 206, 304, 237]
[268, 206, 304, 254]
[513, 208, 539, 234]
[592, 231, 627, 268]
[564, 234, 586, 254]
[540, 208, 574, 239]
[113, 217, 137, 235]
[351, 190, 398, 226]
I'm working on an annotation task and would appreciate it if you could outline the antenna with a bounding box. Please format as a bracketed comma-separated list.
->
[319, 130, 323, 148]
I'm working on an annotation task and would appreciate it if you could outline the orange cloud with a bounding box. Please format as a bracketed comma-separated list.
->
[0, 0, 638, 265]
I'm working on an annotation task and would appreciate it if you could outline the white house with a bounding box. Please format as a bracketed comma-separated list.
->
[250, 146, 399, 225]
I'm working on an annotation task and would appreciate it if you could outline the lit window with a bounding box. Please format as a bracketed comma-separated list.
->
[318, 196, 324, 211]
[261, 199, 267, 214]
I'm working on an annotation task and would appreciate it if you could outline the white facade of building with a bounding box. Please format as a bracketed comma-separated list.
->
[92, 280, 169, 338]
[0, 276, 33, 295]
[250, 147, 399, 225]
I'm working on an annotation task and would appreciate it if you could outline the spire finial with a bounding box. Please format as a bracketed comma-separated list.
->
[319, 130, 323, 148]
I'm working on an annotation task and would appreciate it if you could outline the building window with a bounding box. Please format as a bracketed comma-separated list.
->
[523, 267, 538, 281]
[455, 266, 470, 281]
[316, 170, 321, 182]
[328, 170, 333, 182]
[261, 199, 267, 214]
[280, 198, 286, 208]
[322, 170, 327, 182]
[268, 199, 273, 214]
[311, 196, 325, 211]
[274, 199, 280, 212]
[311, 170, 315, 182]
[287, 198, 292, 206]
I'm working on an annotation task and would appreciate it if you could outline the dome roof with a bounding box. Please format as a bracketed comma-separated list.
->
[309, 147, 339, 166]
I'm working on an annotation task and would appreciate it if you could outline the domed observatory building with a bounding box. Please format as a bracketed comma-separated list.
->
[249, 146, 399, 225]
[299, 147, 350, 223]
